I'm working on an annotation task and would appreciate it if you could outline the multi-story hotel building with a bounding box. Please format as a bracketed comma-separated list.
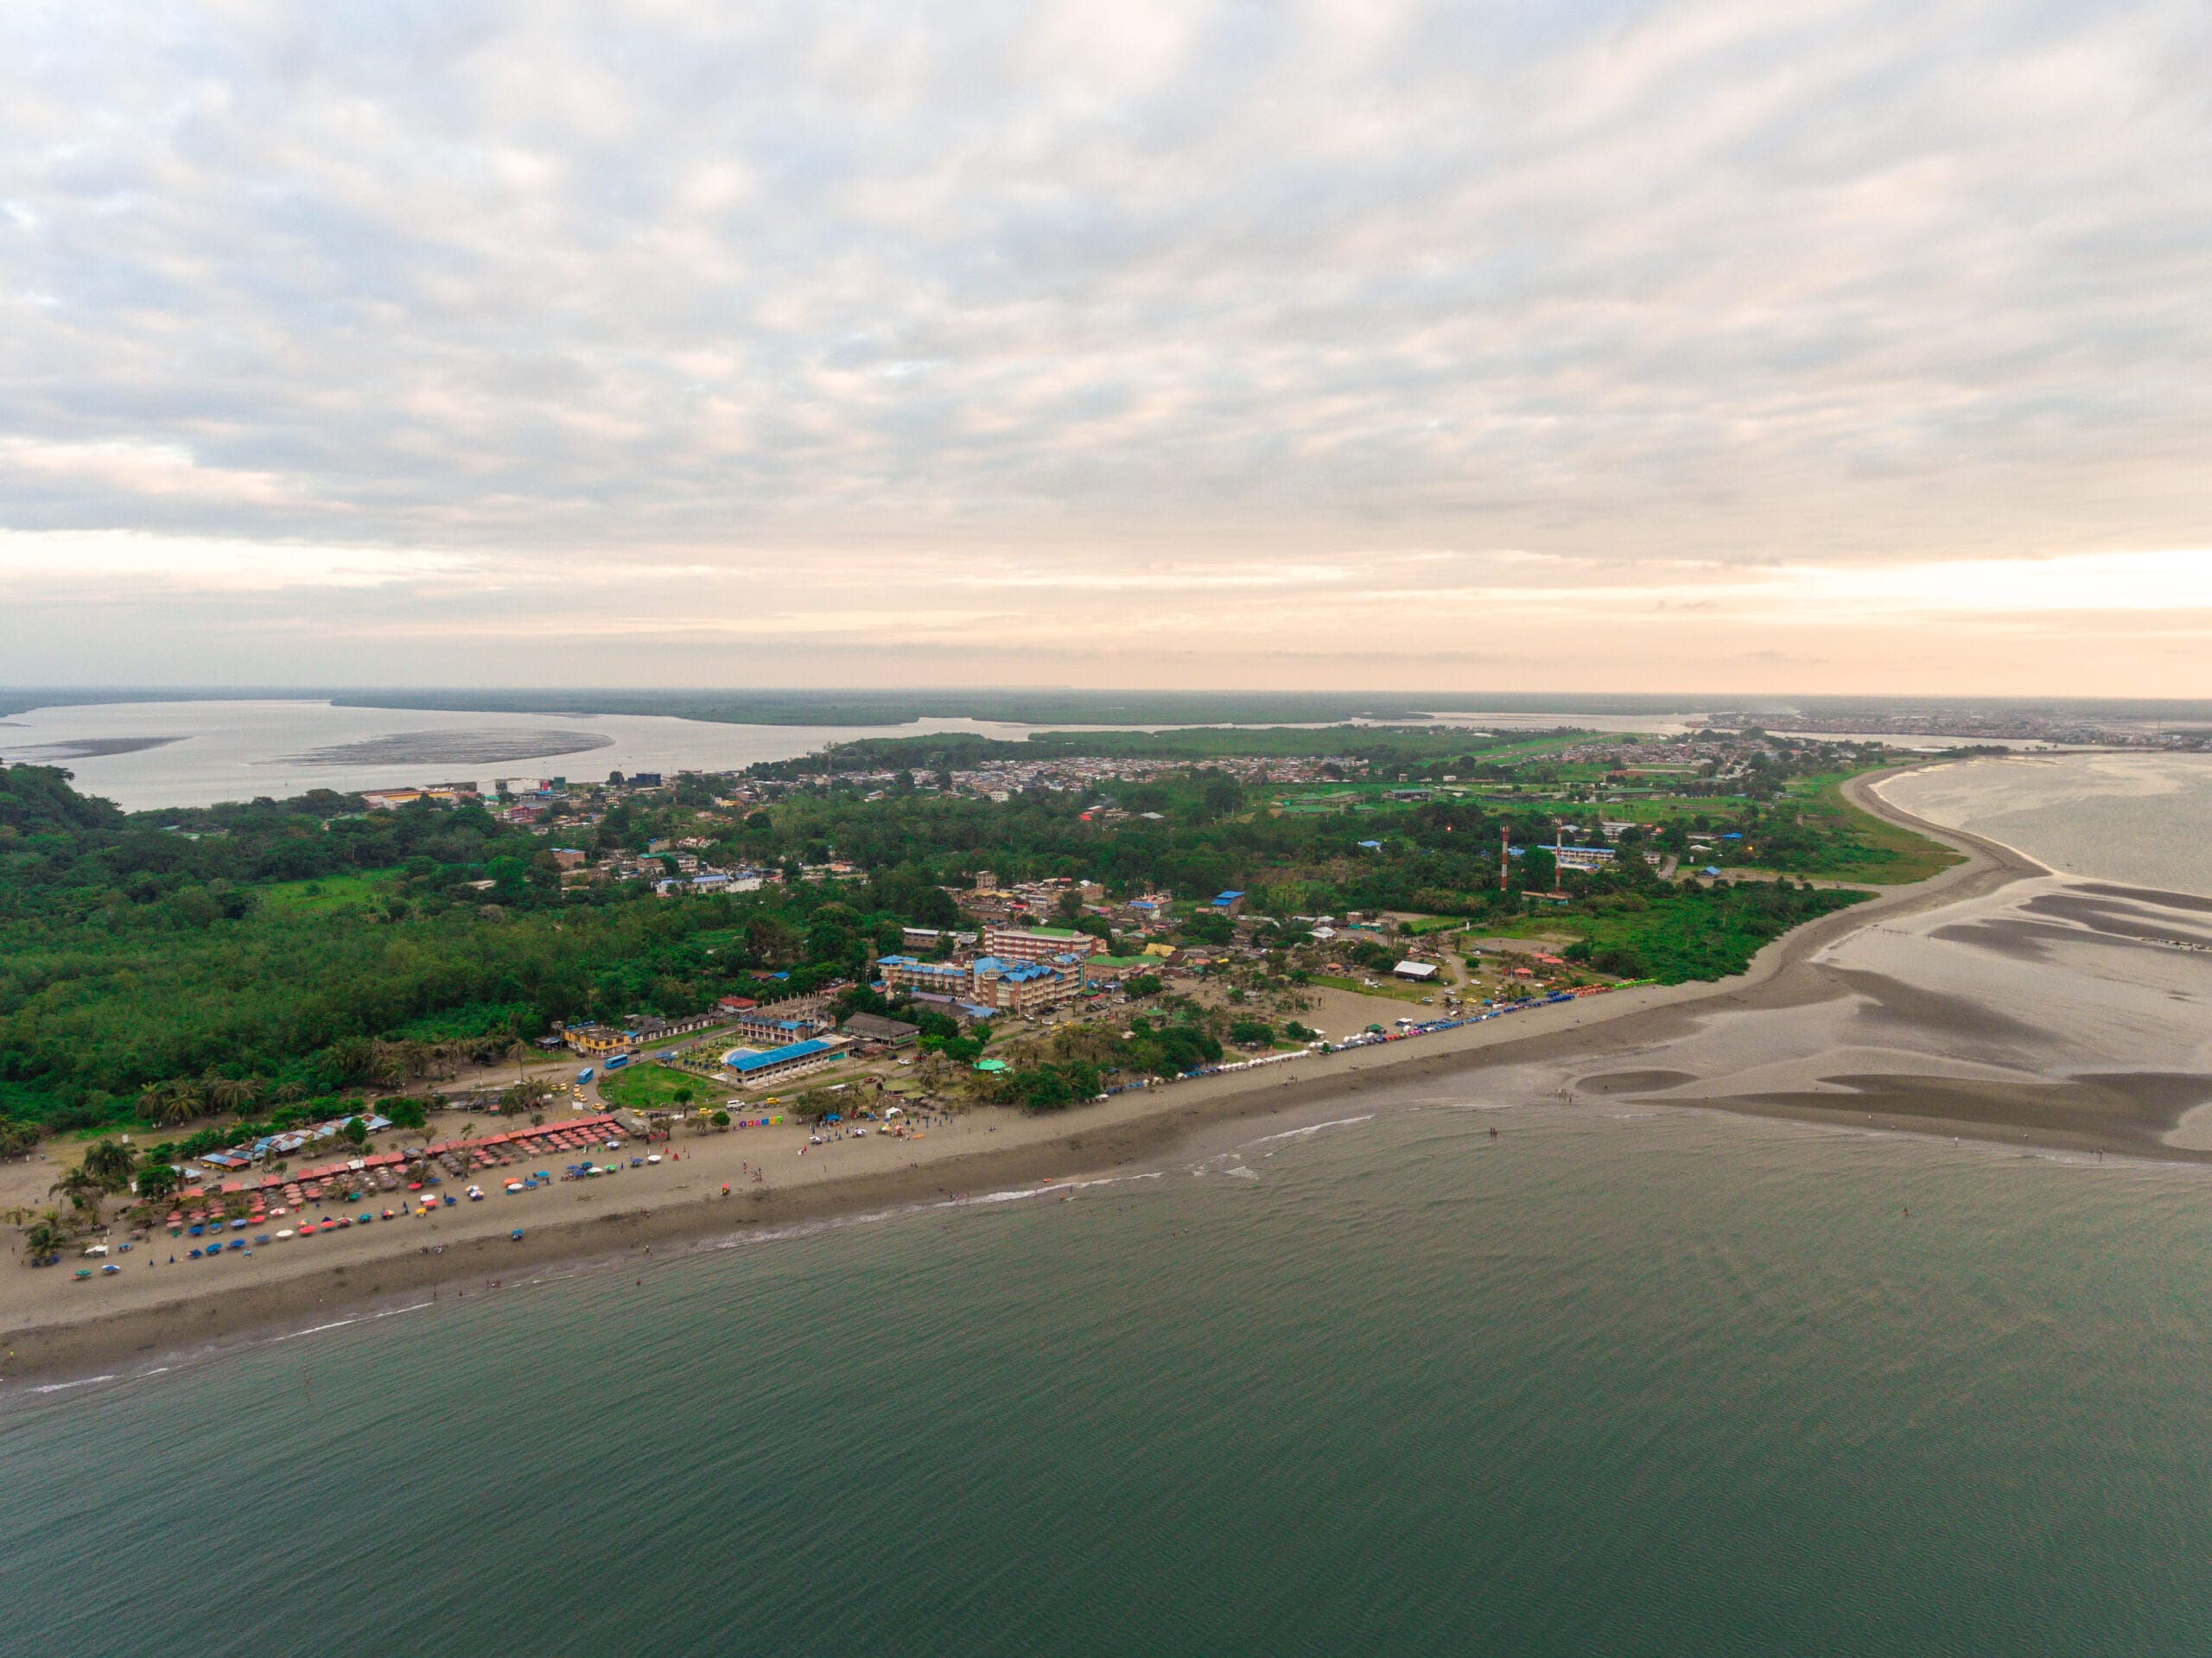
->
[981, 925, 1102, 964]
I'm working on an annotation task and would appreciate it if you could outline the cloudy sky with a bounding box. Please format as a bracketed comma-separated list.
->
[3, 0, 2208, 695]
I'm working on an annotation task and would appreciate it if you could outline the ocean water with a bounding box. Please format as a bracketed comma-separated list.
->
[10, 1100, 2212, 1656]
[1881, 752, 2212, 898]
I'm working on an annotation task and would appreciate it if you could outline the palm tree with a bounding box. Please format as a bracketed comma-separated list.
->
[81, 1140, 137, 1191]
[153, 1083, 204, 1128]
[22, 1211, 67, 1261]
[50, 1168, 103, 1223]
[505, 1040, 533, 1088]
[204, 1073, 256, 1114]
[269, 1081, 307, 1107]
[365, 1043, 410, 1089]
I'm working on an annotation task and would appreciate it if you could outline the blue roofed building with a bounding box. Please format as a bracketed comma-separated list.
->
[720, 1038, 841, 1083]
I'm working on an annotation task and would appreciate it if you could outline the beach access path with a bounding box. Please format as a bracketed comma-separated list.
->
[0, 768, 2063, 1385]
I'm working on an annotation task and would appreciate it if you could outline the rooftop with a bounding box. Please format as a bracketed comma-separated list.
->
[723, 1039, 834, 1074]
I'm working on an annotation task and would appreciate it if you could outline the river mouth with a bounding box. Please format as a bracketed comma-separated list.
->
[0, 735, 185, 762]
[270, 727, 617, 767]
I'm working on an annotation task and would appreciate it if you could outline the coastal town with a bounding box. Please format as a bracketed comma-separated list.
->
[0, 717, 1944, 1300]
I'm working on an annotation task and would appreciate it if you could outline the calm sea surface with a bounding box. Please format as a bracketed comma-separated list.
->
[9, 1100, 2212, 1656]
[10, 750, 2211, 1655]
[1882, 752, 2212, 898]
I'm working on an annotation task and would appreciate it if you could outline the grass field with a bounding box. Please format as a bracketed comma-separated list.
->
[253, 871, 393, 915]
[1311, 973, 1438, 1003]
[1786, 775, 1963, 884]
[599, 1064, 721, 1109]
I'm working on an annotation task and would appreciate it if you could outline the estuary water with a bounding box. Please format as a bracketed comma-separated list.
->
[0, 698, 1694, 811]
[10, 1098, 2212, 1656]
[1881, 751, 2212, 898]
[0, 699, 1057, 810]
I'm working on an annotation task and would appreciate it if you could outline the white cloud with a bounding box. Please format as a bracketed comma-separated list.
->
[0, 0, 2207, 688]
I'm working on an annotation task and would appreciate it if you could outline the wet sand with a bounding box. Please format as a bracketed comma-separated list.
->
[14, 766, 2208, 1386]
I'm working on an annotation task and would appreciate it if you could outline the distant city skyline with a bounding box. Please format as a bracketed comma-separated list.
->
[3, 1, 2207, 694]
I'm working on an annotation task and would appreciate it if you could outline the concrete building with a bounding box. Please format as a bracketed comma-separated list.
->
[720, 1037, 842, 1085]
[1549, 844, 1618, 873]
[1081, 956, 1159, 988]
[982, 924, 1101, 963]
[731, 1012, 827, 1047]
[875, 955, 975, 998]
[842, 1012, 920, 1049]
[969, 956, 1084, 1017]
[563, 1023, 636, 1056]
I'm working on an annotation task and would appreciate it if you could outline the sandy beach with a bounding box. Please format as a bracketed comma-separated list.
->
[10, 765, 2211, 1388]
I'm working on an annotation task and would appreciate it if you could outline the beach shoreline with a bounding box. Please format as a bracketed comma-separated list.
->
[9, 765, 2168, 1389]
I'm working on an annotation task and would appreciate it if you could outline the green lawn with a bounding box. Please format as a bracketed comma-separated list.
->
[254, 871, 393, 915]
[1311, 973, 1438, 1003]
[599, 1064, 721, 1109]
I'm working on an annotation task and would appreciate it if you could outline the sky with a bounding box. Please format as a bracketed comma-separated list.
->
[2, 0, 2209, 696]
